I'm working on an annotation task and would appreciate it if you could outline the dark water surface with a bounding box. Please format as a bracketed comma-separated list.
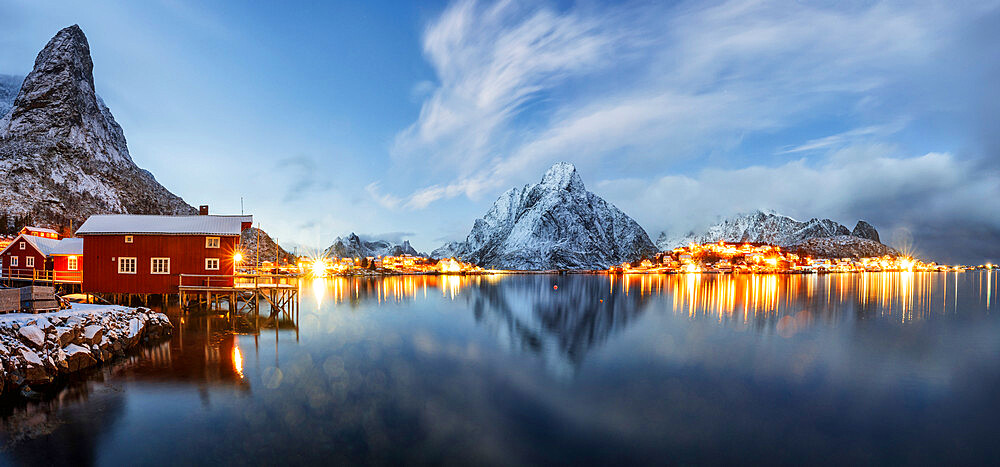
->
[2, 272, 999, 465]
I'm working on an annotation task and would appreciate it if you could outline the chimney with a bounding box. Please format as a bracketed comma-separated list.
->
[199, 205, 209, 215]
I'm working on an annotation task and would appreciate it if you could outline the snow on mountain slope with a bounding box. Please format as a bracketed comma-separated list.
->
[0, 74, 22, 119]
[324, 233, 422, 259]
[0, 25, 194, 229]
[656, 210, 896, 258]
[441, 162, 658, 270]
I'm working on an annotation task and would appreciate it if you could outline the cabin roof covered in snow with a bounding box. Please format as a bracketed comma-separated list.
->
[75, 215, 252, 236]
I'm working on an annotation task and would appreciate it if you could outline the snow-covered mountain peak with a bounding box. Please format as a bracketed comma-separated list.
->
[538, 162, 585, 192]
[437, 163, 657, 270]
[0, 25, 195, 228]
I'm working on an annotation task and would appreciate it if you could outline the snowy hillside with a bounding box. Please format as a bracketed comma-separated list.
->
[440, 162, 658, 270]
[0, 25, 194, 230]
[324, 233, 423, 259]
[656, 210, 896, 258]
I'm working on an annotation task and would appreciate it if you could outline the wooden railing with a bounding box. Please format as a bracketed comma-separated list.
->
[179, 273, 299, 290]
[1, 268, 82, 283]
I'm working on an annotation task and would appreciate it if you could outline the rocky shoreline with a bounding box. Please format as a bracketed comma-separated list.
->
[0, 304, 172, 396]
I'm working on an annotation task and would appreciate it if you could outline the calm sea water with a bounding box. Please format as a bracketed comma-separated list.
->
[1, 272, 998, 465]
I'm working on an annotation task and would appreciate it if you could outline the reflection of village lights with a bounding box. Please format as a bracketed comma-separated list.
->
[233, 344, 244, 378]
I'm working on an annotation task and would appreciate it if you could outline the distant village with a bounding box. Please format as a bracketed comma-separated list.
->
[612, 241, 987, 274]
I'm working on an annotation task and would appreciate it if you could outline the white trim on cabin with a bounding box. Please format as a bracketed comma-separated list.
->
[150, 257, 170, 275]
[205, 258, 220, 270]
[118, 257, 137, 274]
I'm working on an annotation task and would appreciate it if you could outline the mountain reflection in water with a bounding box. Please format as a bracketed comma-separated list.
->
[0, 271, 997, 465]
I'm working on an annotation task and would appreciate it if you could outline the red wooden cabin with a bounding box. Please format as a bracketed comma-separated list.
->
[76, 214, 252, 294]
[0, 234, 83, 283]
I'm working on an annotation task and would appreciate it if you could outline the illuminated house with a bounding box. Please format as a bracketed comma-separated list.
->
[0, 234, 83, 283]
[76, 213, 252, 294]
[19, 225, 60, 239]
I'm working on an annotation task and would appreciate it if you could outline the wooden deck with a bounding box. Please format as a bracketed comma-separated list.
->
[178, 274, 300, 318]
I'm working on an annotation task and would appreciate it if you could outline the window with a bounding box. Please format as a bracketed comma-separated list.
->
[68, 256, 78, 271]
[26, 256, 34, 268]
[151, 257, 170, 274]
[19, 241, 25, 250]
[10, 256, 17, 267]
[125, 235, 133, 243]
[205, 258, 220, 270]
[206, 237, 220, 248]
[118, 257, 136, 274]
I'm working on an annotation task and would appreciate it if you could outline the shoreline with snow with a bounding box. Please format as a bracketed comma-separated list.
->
[0, 304, 172, 397]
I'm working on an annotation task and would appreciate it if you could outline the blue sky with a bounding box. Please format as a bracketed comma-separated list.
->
[2, 0, 998, 263]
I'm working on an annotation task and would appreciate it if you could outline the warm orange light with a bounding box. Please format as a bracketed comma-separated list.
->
[234, 252, 244, 263]
[232, 344, 244, 378]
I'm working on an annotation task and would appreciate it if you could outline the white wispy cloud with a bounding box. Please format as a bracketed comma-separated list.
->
[387, 0, 972, 209]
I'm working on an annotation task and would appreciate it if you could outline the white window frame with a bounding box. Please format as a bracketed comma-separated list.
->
[19, 241, 25, 250]
[118, 257, 136, 274]
[205, 258, 220, 270]
[206, 237, 220, 248]
[68, 256, 78, 271]
[11, 256, 18, 267]
[150, 257, 170, 275]
[25, 256, 34, 268]
[125, 235, 133, 243]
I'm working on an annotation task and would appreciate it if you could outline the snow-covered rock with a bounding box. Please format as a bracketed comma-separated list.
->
[324, 233, 423, 259]
[18, 325, 45, 349]
[442, 162, 657, 270]
[0, 25, 194, 229]
[0, 303, 172, 395]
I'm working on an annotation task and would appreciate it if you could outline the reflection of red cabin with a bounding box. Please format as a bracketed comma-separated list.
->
[0, 234, 83, 283]
[76, 214, 252, 294]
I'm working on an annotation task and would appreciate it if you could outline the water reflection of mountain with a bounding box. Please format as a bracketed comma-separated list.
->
[467, 276, 652, 371]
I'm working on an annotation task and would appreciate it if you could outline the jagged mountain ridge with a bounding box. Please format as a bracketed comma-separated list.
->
[789, 236, 899, 259]
[442, 162, 658, 270]
[659, 210, 869, 248]
[324, 233, 423, 259]
[0, 25, 195, 230]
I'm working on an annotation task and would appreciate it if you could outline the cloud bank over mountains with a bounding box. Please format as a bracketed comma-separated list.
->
[386, 0, 1000, 263]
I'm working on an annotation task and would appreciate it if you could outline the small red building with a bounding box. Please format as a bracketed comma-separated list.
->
[19, 226, 60, 239]
[0, 234, 84, 283]
[76, 214, 252, 294]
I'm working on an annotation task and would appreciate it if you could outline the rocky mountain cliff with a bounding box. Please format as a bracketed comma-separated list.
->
[0, 25, 195, 229]
[789, 236, 899, 258]
[441, 162, 658, 270]
[657, 210, 895, 258]
[241, 227, 296, 265]
[324, 233, 422, 259]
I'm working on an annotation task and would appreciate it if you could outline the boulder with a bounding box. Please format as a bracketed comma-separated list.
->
[63, 344, 97, 372]
[82, 325, 103, 345]
[55, 326, 78, 347]
[18, 325, 46, 349]
[19, 348, 51, 384]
